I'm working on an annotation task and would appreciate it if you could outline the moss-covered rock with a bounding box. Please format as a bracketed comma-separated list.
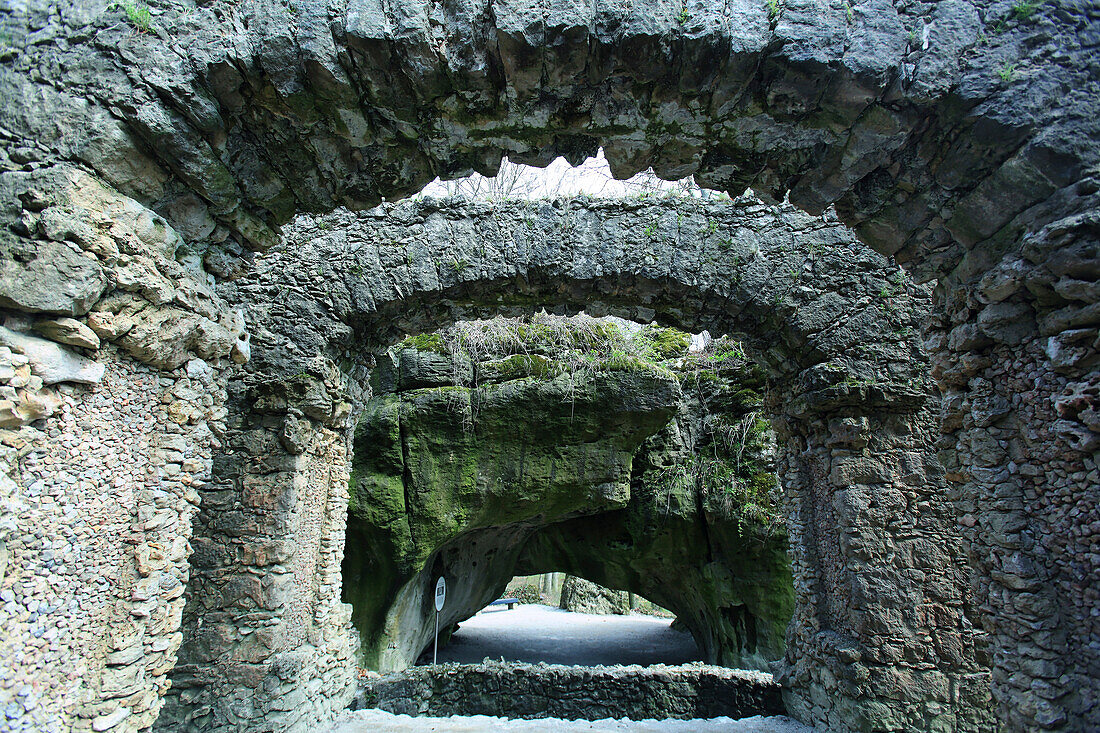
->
[343, 316, 792, 672]
[559, 576, 632, 615]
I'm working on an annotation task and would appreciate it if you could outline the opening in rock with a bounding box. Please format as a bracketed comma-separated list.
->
[341, 314, 793, 676]
[428, 574, 701, 667]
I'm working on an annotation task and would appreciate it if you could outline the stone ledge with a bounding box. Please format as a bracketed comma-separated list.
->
[352, 662, 784, 721]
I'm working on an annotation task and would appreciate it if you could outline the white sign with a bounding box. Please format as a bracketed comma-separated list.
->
[434, 577, 447, 612]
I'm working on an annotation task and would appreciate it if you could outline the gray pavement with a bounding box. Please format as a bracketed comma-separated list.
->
[432, 604, 702, 667]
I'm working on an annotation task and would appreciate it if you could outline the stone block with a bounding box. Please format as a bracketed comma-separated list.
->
[91, 707, 130, 731]
[32, 317, 101, 349]
[0, 238, 106, 316]
[0, 326, 104, 384]
[976, 301, 1035, 345]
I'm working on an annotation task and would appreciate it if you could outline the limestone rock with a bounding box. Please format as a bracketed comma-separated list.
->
[0, 239, 106, 316]
[977, 301, 1035, 345]
[32, 317, 101, 350]
[12, 390, 62, 424]
[0, 401, 20, 429]
[91, 707, 130, 731]
[559, 576, 631, 615]
[117, 307, 236, 371]
[346, 320, 789, 673]
[0, 327, 104, 385]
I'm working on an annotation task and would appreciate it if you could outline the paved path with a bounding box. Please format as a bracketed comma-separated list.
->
[433, 604, 701, 667]
[327, 710, 814, 732]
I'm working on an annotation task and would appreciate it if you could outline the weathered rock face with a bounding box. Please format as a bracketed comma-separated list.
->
[5, 179, 1077, 733]
[3, 0, 1098, 728]
[0, 238, 106, 316]
[346, 348, 680, 669]
[1, 0, 1094, 292]
[558, 576, 633, 616]
[344, 320, 793, 672]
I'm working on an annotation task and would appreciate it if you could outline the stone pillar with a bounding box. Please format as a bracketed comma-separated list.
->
[159, 373, 358, 732]
[925, 231, 1099, 730]
[775, 392, 992, 732]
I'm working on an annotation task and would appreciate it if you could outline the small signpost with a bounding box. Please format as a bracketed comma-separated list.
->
[433, 576, 446, 664]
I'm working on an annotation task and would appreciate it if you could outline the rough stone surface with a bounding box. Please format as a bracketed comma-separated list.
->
[0, 240, 106, 317]
[1, 0, 1095, 288]
[32, 318, 102, 351]
[163, 196, 987, 733]
[559, 576, 633, 616]
[352, 662, 784, 722]
[345, 323, 792, 673]
[0, 1, 1096, 729]
[0, 347, 224, 733]
[0, 326, 104, 385]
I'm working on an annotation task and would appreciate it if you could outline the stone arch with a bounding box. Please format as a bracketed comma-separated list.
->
[0, 0, 1096, 731]
[159, 196, 986, 732]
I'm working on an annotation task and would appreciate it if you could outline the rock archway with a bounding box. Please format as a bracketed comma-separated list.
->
[158, 195, 987, 732]
[0, 1, 1096, 732]
[345, 313, 795, 674]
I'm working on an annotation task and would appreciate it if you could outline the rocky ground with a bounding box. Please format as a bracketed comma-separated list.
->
[434, 604, 700, 667]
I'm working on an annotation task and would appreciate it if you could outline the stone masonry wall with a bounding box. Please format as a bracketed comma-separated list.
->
[0, 346, 226, 733]
[925, 196, 1100, 730]
[4, 186, 1092, 733]
[776, 400, 993, 732]
[353, 662, 785, 722]
[157, 374, 358, 732]
[198, 196, 989, 732]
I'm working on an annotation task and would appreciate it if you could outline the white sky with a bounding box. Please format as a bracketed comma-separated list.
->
[417, 148, 723, 200]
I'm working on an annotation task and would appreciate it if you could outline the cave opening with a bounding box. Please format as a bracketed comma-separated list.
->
[426, 573, 701, 668]
[340, 311, 795, 677]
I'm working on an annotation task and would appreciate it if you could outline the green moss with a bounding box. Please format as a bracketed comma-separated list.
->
[399, 332, 448, 353]
[398, 315, 696, 390]
[640, 325, 691, 359]
[486, 353, 560, 379]
[678, 368, 719, 385]
[707, 337, 747, 363]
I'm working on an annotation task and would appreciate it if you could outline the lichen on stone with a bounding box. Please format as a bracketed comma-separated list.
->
[344, 314, 791, 673]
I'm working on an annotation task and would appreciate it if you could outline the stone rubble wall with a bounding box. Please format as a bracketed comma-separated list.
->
[0, 180, 1092, 733]
[200, 196, 988, 732]
[925, 203, 1100, 730]
[352, 662, 785, 722]
[155, 386, 358, 733]
[0, 347, 226, 733]
[776, 400, 993, 732]
[0, 148, 248, 733]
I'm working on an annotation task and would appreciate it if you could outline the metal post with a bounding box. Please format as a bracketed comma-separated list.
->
[433, 608, 439, 665]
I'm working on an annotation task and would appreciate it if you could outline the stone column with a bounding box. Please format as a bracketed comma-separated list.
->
[159, 372, 358, 732]
[925, 221, 1099, 731]
[775, 389, 992, 732]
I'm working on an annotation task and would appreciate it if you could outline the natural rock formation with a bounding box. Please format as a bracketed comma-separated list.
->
[344, 317, 793, 672]
[0, 183, 1016, 733]
[558, 576, 633, 616]
[1, 0, 1097, 718]
[1, 0, 1094, 288]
